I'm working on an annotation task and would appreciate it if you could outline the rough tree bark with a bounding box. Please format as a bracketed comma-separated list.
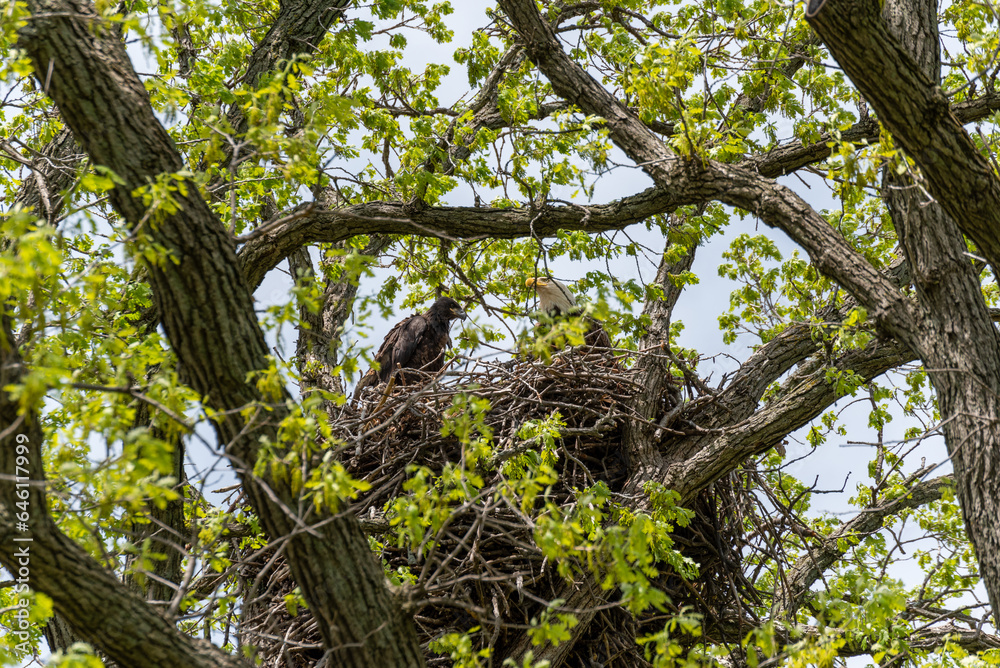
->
[13, 0, 424, 665]
[806, 0, 1000, 279]
[807, 0, 1000, 622]
[5, 0, 1000, 663]
[489, 0, 1000, 657]
[0, 317, 243, 668]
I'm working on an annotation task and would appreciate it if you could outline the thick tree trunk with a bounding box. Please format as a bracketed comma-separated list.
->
[9, 0, 1000, 662]
[16, 1, 425, 664]
[886, 168, 1000, 618]
[806, 0, 1000, 281]
[809, 0, 1000, 621]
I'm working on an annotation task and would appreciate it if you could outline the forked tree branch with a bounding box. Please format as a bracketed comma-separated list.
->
[774, 469, 953, 617]
[806, 0, 1000, 280]
[491, 1, 919, 346]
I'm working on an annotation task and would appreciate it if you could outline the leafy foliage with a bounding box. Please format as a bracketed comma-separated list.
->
[1, 0, 997, 666]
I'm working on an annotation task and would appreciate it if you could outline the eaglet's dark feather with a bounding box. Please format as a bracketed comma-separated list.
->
[353, 296, 467, 401]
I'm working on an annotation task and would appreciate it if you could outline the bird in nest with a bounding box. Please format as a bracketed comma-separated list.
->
[353, 295, 467, 403]
[525, 276, 612, 350]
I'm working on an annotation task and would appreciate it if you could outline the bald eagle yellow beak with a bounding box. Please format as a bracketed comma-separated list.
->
[525, 277, 537, 288]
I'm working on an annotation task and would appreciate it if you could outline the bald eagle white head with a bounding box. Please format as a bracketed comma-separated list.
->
[525, 276, 577, 316]
[525, 275, 613, 351]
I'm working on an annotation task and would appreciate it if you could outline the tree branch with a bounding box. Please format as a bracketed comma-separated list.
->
[238, 166, 919, 355]
[775, 469, 952, 617]
[497, 0, 917, 347]
[663, 337, 914, 503]
[217, 0, 350, 165]
[18, 1, 424, 664]
[811, 0, 1000, 620]
[806, 0, 1000, 280]
[0, 315, 242, 668]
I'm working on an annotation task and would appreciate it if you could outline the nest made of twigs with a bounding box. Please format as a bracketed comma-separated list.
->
[238, 351, 760, 667]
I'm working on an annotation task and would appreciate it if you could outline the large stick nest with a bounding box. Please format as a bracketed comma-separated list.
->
[238, 352, 765, 667]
